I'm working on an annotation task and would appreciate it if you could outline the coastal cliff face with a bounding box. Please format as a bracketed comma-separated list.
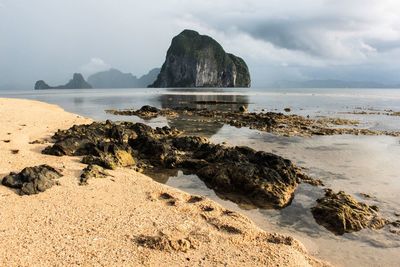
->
[34, 73, 92, 90]
[150, 30, 251, 88]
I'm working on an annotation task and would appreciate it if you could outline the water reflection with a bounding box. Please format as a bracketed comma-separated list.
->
[158, 93, 249, 137]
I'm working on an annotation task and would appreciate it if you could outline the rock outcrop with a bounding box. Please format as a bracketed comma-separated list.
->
[150, 30, 251, 88]
[34, 73, 92, 90]
[2, 165, 62, 195]
[88, 68, 160, 88]
[42, 120, 301, 208]
[311, 189, 388, 235]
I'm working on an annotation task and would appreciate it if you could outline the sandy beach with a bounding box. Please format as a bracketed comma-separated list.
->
[0, 98, 329, 266]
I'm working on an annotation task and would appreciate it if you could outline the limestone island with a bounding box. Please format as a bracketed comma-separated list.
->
[150, 30, 251, 88]
[34, 73, 92, 90]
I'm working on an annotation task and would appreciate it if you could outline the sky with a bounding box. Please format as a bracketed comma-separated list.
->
[1, 0, 400, 88]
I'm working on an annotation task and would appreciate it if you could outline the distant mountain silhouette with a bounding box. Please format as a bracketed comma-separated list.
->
[88, 68, 160, 88]
[34, 73, 92, 90]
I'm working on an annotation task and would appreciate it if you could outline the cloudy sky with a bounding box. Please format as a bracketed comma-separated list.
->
[1, 0, 400, 88]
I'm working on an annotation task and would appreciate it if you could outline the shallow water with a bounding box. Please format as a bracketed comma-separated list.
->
[1, 88, 400, 266]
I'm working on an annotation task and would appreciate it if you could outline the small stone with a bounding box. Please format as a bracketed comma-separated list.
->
[239, 106, 248, 113]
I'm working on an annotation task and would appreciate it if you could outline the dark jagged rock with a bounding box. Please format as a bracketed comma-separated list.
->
[88, 68, 160, 88]
[42, 137, 97, 156]
[43, 121, 302, 208]
[34, 73, 92, 90]
[311, 189, 388, 235]
[106, 106, 177, 120]
[80, 164, 110, 185]
[1, 165, 62, 195]
[150, 30, 251, 88]
[43, 122, 137, 170]
[190, 145, 298, 208]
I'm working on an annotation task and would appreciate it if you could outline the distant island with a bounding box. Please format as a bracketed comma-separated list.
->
[87, 68, 160, 88]
[271, 79, 400, 89]
[35, 73, 92, 90]
[150, 29, 251, 88]
[34, 68, 159, 90]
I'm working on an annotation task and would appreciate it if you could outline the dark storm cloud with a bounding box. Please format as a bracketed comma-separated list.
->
[239, 17, 366, 56]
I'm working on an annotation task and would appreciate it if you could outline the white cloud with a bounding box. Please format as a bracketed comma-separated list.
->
[79, 58, 110, 76]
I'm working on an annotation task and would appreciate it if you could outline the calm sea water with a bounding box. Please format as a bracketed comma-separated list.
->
[1, 88, 400, 267]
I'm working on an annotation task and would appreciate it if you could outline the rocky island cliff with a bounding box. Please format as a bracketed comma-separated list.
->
[150, 30, 251, 88]
[34, 73, 92, 90]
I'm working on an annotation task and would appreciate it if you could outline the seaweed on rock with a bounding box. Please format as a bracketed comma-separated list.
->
[43, 121, 300, 208]
[311, 189, 388, 235]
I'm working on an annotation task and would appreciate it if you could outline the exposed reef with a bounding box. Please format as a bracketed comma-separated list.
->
[106, 106, 400, 137]
[42, 121, 306, 208]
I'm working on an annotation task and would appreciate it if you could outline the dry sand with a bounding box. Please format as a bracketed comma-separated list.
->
[0, 98, 330, 266]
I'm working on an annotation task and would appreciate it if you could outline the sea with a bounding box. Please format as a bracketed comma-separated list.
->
[1, 88, 400, 267]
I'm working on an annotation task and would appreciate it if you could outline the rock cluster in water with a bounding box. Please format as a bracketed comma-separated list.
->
[35, 73, 92, 90]
[2, 165, 62, 195]
[150, 30, 251, 88]
[311, 189, 388, 235]
[42, 120, 301, 208]
[106, 106, 400, 137]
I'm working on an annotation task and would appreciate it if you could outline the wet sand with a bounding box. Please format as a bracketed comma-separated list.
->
[0, 98, 328, 266]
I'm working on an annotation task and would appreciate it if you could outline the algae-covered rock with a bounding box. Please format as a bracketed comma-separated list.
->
[150, 30, 251, 88]
[43, 120, 301, 208]
[80, 164, 110, 185]
[2, 165, 62, 195]
[311, 189, 388, 235]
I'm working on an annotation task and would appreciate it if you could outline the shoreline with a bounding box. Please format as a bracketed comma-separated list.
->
[0, 98, 329, 266]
